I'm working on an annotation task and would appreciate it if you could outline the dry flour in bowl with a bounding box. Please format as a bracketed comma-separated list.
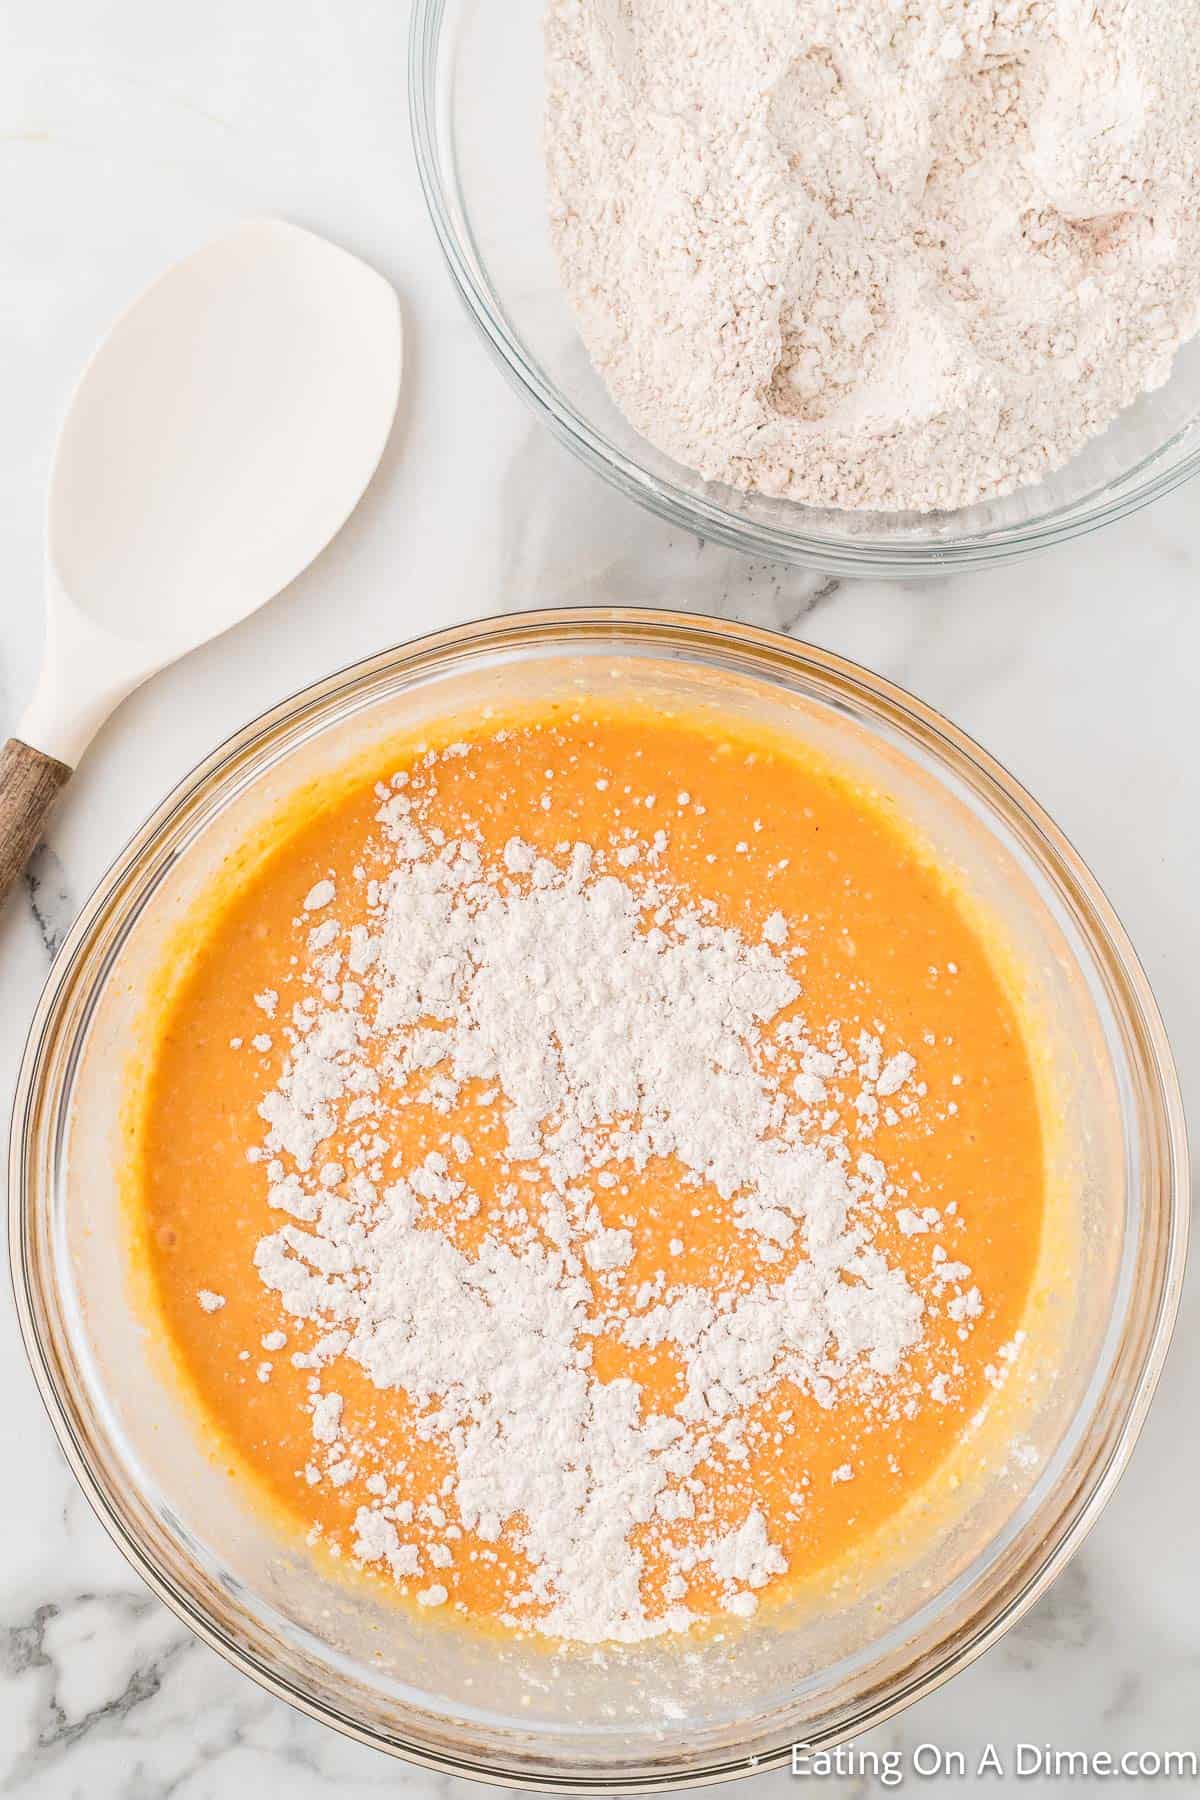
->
[545, 0, 1200, 513]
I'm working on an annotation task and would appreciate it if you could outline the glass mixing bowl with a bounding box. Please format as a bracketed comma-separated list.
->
[10, 612, 1187, 1789]
[410, 0, 1200, 577]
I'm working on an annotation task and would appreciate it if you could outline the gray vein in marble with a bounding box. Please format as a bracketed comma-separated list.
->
[695, 559, 842, 635]
[487, 424, 844, 630]
[1103, 1670, 1144, 1725]
[999, 1560, 1099, 1668]
[0, 1591, 195, 1783]
[22, 843, 74, 962]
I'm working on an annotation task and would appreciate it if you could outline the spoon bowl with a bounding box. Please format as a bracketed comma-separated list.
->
[0, 219, 402, 907]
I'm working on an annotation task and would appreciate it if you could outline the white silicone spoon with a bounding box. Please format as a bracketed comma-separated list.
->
[0, 218, 402, 908]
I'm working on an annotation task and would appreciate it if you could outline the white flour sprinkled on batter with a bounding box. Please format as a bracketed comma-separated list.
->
[191, 738, 993, 1645]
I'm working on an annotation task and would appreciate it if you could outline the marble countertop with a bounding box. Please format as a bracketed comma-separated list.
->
[1, 4, 1197, 1795]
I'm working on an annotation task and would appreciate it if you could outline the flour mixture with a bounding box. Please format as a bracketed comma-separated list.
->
[545, 0, 1200, 513]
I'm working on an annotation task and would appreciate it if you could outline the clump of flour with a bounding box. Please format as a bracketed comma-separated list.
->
[219, 745, 985, 1643]
[545, 0, 1200, 512]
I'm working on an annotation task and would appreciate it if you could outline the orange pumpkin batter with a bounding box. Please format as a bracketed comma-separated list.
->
[134, 702, 1044, 1642]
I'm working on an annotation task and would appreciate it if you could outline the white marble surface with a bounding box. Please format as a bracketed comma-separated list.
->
[1, 4, 1198, 1795]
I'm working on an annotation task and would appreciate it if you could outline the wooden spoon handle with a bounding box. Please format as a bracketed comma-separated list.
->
[0, 738, 71, 912]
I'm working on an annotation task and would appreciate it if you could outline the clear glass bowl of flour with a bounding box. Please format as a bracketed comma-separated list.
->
[410, 0, 1200, 577]
[12, 610, 1187, 1787]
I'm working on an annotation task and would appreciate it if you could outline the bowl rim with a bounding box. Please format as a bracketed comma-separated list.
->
[8, 607, 1190, 1790]
[407, 0, 1200, 577]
